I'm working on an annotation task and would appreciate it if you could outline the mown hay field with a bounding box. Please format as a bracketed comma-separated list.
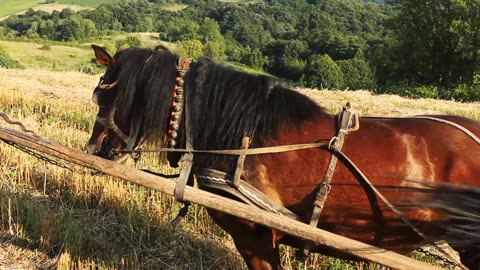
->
[0, 67, 478, 269]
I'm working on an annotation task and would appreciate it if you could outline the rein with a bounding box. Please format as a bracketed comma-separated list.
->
[114, 115, 480, 156]
[113, 141, 330, 155]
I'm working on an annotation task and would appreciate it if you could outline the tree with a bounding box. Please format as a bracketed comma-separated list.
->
[386, 0, 480, 89]
[56, 15, 86, 41]
[38, 20, 56, 39]
[115, 35, 142, 50]
[203, 41, 225, 59]
[83, 19, 97, 38]
[87, 5, 120, 33]
[337, 53, 376, 89]
[179, 39, 204, 59]
[198, 17, 225, 59]
[242, 47, 267, 70]
[303, 54, 343, 89]
[199, 17, 223, 44]
[264, 39, 308, 81]
[159, 17, 199, 42]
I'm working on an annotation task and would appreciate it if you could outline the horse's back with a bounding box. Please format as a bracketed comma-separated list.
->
[351, 115, 480, 185]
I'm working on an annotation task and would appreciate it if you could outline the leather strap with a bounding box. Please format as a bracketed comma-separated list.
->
[302, 104, 360, 257]
[174, 57, 193, 203]
[172, 57, 193, 227]
[233, 136, 250, 188]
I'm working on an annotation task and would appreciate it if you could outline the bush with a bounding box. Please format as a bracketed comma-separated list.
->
[79, 63, 102, 75]
[302, 54, 343, 89]
[0, 47, 23, 69]
[115, 35, 142, 50]
[377, 83, 439, 99]
[337, 55, 376, 90]
[409, 85, 439, 99]
[40, 44, 52, 50]
[448, 84, 480, 102]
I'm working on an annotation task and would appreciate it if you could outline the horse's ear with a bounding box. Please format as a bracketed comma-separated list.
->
[92, 45, 114, 68]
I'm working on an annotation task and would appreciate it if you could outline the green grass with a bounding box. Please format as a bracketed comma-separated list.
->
[0, 0, 43, 17]
[160, 3, 189, 11]
[0, 40, 92, 72]
[226, 61, 272, 76]
[0, 0, 135, 18]
[57, 0, 134, 8]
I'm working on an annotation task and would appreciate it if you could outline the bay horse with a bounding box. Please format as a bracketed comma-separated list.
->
[85, 45, 480, 270]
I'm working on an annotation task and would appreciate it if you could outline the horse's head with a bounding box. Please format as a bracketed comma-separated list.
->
[85, 45, 132, 160]
[85, 45, 185, 164]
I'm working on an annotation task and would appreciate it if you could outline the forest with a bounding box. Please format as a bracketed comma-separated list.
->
[1, 0, 480, 101]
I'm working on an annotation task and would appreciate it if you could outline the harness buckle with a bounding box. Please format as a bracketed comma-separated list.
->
[328, 136, 338, 149]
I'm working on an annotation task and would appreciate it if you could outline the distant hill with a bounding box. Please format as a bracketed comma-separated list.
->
[0, 0, 134, 19]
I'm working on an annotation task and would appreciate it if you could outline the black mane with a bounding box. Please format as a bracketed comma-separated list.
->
[112, 47, 326, 169]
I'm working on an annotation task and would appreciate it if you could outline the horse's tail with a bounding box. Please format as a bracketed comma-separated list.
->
[404, 181, 480, 266]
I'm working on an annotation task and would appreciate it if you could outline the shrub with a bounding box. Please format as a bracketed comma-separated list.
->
[78, 64, 101, 75]
[448, 84, 480, 102]
[0, 47, 23, 69]
[302, 54, 343, 89]
[115, 35, 142, 50]
[40, 44, 52, 50]
[337, 56, 376, 90]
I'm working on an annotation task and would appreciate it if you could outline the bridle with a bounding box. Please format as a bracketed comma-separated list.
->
[91, 56, 191, 160]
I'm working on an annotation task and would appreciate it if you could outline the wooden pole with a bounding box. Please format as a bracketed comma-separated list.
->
[0, 127, 442, 270]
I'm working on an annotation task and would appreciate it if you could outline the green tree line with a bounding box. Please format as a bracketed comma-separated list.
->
[1, 0, 479, 101]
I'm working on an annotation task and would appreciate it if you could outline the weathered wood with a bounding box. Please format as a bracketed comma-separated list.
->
[0, 127, 442, 270]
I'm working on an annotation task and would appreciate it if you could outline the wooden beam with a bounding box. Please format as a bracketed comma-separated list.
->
[0, 127, 442, 270]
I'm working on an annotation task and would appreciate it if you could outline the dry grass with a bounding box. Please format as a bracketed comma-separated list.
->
[0, 67, 478, 269]
[0, 68, 245, 269]
[298, 88, 480, 119]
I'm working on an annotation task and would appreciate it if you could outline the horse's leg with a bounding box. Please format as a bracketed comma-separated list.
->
[207, 209, 282, 270]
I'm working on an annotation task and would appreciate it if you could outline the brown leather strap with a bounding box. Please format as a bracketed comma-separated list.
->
[114, 141, 329, 155]
[302, 104, 361, 257]
[177, 57, 191, 71]
[174, 57, 193, 203]
[233, 136, 250, 188]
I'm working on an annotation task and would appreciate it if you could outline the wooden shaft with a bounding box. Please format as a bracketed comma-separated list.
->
[0, 127, 441, 270]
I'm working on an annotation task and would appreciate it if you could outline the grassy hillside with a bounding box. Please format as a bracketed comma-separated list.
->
[0, 0, 43, 17]
[57, 0, 131, 7]
[0, 66, 476, 269]
[0, 39, 273, 76]
[0, 0, 133, 18]
[0, 40, 92, 72]
[0, 36, 175, 73]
